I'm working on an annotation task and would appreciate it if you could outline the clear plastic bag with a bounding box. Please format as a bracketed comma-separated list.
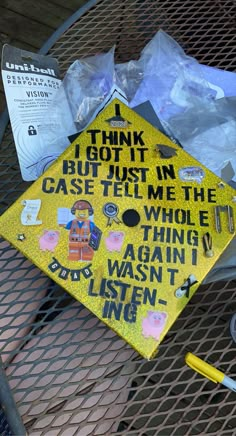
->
[115, 59, 144, 101]
[65, 47, 116, 128]
[36, 48, 127, 177]
[130, 30, 217, 120]
[167, 97, 236, 179]
[130, 30, 236, 180]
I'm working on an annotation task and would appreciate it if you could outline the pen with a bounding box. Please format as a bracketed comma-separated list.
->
[185, 352, 236, 392]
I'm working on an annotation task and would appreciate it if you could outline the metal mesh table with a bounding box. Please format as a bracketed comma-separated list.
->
[0, 0, 236, 435]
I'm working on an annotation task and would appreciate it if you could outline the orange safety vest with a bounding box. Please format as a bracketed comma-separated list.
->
[69, 219, 90, 244]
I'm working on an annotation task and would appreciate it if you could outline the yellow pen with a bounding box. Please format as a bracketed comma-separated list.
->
[185, 352, 236, 392]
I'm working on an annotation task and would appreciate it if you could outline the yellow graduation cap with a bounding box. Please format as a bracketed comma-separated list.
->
[0, 100, 235, 359]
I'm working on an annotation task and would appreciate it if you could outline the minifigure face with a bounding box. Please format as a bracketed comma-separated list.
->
[75, 208, 89, 220]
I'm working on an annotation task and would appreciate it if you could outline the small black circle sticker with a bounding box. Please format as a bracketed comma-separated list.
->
[122, 209, 140, 227]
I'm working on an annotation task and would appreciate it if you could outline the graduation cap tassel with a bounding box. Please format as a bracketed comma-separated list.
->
[202, 232, 214, 257]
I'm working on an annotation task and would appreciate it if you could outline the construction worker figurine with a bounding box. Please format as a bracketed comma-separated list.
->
[65, 200, 95, 261]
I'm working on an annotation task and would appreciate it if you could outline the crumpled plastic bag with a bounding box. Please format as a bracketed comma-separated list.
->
[167, 97, 236, 180]
[130, 30, 216, 120]
[115, 59, 144, 101]
[128, 30, 236, 180]
[36, 47, 126, 177]
[65, 47, 116, 129]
